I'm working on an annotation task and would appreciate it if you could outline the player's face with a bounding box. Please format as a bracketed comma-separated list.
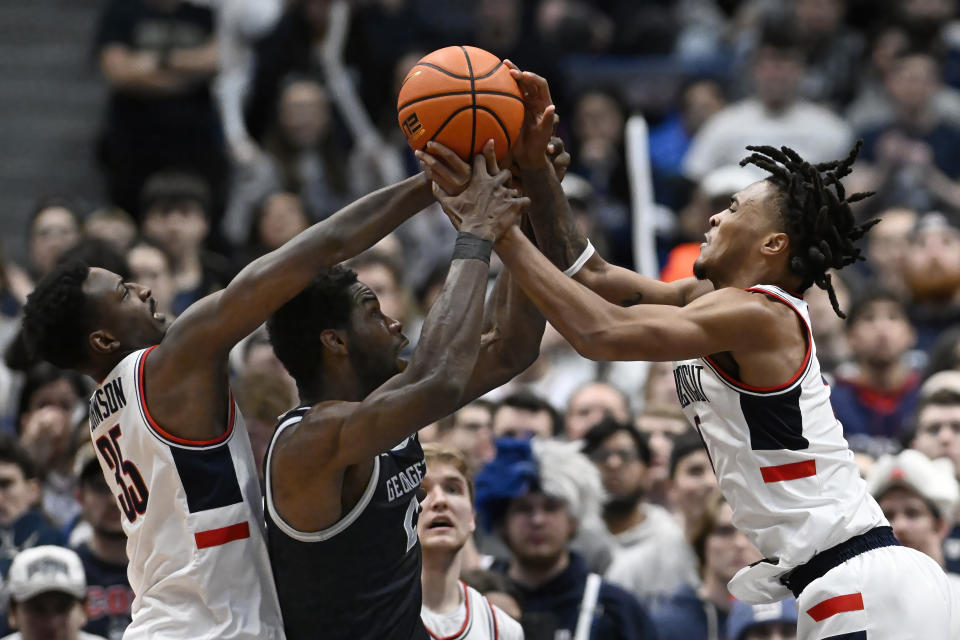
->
[693, 180, 781, 284]
[345, 283, 408, 390]
[704, 503, 761, 582]
[0, 463, 39, 527]
[417, 462, 475, 553]
[82, 267, 168, 353]
[879, 487, 945, 555]
[503, 492, 574, 568]
[588, 430, 646, 500]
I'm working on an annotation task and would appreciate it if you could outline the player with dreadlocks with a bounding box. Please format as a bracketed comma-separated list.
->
[426, 64, 959, 639]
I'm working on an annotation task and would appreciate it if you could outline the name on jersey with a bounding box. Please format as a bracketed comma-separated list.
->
[89, 378, 128, 430]
[385, 460, 427, 503]
[674, 364, 709, 408]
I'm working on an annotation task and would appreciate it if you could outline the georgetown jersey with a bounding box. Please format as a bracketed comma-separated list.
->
[672, 285, 887, 602]
[88, 347, 285, 639]
[265, 406, 429, 640]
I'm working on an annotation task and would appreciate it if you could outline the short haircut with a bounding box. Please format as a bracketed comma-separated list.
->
[669, 430, 708, 478]
[581, 417, 652, 466]
[422, 443, 475, 503]
[844, 288, 908, 329]
[266, 265, 358, 388]
[756, 17, 803, 54]
[496, 391, 564, 437]
[0, 434, 39, 481]
[140, 171, 211, 218]
[21, 259, 93, 369]
[901, 388, 960, 447]
[16, 363, 88, 428]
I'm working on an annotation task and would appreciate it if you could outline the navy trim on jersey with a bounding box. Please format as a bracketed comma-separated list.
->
[822, 632, 867, 640]
[740, 385, 809, 451]
[170, 443, 244, 513]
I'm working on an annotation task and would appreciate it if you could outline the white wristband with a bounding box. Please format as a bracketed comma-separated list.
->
[563, 240, 596, 277]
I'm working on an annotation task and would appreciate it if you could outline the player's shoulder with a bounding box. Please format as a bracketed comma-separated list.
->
[687, 286, 784, 322]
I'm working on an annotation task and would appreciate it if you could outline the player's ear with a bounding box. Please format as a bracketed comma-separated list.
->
[89, 330, 121, 356]
[760, 231, 789, 258]
[320, 329, 348, 356]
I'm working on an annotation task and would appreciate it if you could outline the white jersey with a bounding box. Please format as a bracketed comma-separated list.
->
[672, 285, 887, 603]
[421, 583, 524, 640]
[88, 347, 285, 639]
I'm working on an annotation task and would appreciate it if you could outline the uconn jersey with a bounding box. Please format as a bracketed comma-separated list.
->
[673, 285, 887, 603]
[88, 347, 284, 639]
[265, 406, 430, 640]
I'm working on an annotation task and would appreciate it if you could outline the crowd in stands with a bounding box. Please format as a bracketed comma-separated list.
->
[3, 0, 960, 638]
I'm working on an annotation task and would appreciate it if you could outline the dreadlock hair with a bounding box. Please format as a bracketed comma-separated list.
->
[739, 141, 879, 318]
[266, 265, 358, 390]
[21, 258, 93, 369]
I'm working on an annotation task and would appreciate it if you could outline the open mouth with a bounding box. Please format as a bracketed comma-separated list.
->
[427, 516, 454, 530]
[149, 298, 165, 323]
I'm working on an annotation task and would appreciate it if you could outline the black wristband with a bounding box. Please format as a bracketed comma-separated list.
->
[452, 231, 493, 264]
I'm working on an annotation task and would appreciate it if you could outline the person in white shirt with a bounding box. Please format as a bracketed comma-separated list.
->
[419, 444, 524, 640]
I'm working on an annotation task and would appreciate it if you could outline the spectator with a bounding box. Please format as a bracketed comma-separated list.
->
[648, 78, 727, 209]
[418, 444, 523, 640]
[667, 431, 720, 540]
[926, 328, 960, 378]
[139, 171, 233, 315]
[125, 240, 176, 322]
[906, 385, 960, 478]
[243, 192, 311, 265]
[858, 49, 960, 215]
[435, 400, 496, 475]
[492, 393, 562, 440]
[27, 198, 82, 282]
[652, 493, 762, 640]
[725, 598, 798, 640]
[477, 438, 659, 639]
[792, 0, 865, 108]
[94, 0, 227, 223]
[635, 405, 690, 506]
[16, 364, 88, 528]
[2, 546, 107, 640]
[585, 419, 697, 606]
[683, 19, 852, 181]
[831, 289, 920, 441]
[70, 445, 132, 640]
[902, 213, 960, 352]
[863, 207, 917, 297]
[231, 370, 296, 484]
[866, 449, 960, 586]
[83, 209, 138, 257]
[804, 270, 853, 376]
[565, 382, 631, 442]
[0, 436, 62, 580]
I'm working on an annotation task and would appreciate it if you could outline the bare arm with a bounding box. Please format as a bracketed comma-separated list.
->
[507, 65, 711, 308]
[495, 225, 782, 362]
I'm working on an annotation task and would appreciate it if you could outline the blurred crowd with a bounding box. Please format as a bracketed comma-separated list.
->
[2, 0, 960, 638]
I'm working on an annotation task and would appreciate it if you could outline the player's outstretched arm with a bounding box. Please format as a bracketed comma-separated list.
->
[495, 225, 780, 362]
[160, 173, 435, 363]
[309, 154, 529, 468]
[507, 63, 711, 308]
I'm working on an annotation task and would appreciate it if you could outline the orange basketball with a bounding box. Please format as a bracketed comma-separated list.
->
[397, 46, 525, 162]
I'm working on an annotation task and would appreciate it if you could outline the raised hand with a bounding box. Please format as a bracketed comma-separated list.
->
[417, 141, 497, 197]
[547, 135, 571, 182]
[433, 140, 530, 242]
[505, 60, 559, 171]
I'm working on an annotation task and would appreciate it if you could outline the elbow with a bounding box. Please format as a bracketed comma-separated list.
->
[570, 327, 617, 361]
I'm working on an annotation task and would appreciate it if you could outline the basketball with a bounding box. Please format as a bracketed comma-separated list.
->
[397, 46, 525, 162]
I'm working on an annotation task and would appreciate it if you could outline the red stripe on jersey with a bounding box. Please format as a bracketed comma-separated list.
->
[488, 599, 499, 640]
[425, 582, 471, 640]
[194, 521, 250, 549]
[137, 346, 236, 447]
[806, 593, 864, 622]
[703, 287, 813, 393]
[760, 459, 817, 482]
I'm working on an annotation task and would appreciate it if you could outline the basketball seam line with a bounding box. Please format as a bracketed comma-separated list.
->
[397, 90, 523, 112]
[461, 46, 476, 157]
[476, 105, 512, 149]
[413, 61, 504, 81]
[428, 105, 475, 146]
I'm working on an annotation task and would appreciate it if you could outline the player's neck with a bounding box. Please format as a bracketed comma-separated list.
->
[421, 548, 463, 614]
[300, 370, 367, 404]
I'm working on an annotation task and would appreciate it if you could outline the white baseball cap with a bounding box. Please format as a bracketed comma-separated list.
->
[867, 449, 960, 520]
[7, 546, 87, 603]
